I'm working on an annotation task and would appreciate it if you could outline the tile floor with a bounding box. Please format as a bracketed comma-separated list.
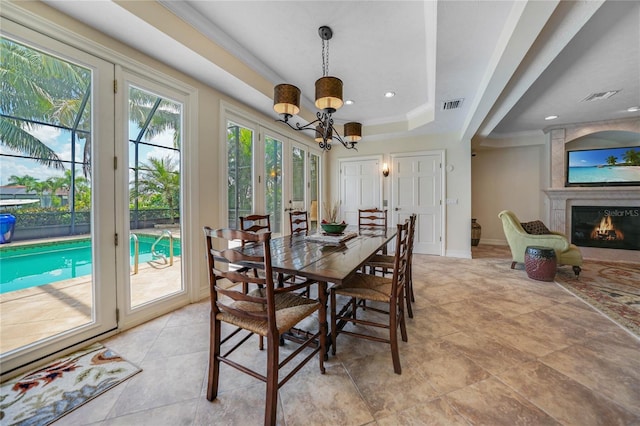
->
[60, 246, 640, 425]
[0, 229, 182, 353]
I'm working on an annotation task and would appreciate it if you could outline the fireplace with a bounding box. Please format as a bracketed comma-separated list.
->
[571, 206, 640, 251]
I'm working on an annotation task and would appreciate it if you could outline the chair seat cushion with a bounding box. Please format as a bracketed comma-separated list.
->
[332, 273, 393, 303]
[218, 288, 319, 336]
[367, 254, 394, 266]
[557, 244, 583, 266]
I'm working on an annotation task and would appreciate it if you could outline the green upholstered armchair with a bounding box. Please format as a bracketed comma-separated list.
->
[498, 210, 582, 277]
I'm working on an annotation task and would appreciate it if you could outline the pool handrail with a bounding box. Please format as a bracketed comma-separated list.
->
[151, 230, 174, 266]
[130, 232, 139, 274]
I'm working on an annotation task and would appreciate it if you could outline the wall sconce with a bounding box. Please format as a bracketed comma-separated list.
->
[382, 163, 389, 177]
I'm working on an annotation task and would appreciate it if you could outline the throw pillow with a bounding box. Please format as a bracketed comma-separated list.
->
[521, 220, 551, 235]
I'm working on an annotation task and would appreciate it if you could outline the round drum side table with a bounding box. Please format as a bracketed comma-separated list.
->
[524, 246, 557, 282]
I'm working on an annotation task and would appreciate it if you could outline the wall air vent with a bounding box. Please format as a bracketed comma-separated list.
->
[441, 98, 464, 110]
[581, 90, 620, 102]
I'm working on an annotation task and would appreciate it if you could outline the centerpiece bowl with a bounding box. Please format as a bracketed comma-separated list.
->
[320, 223, 347, 235]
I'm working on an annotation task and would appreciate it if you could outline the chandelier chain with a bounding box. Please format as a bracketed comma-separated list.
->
[322, 38, 329, 77]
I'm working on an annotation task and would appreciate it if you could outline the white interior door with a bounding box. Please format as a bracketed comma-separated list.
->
[339, 158, 382, 225]
[391, 152, 443, 255]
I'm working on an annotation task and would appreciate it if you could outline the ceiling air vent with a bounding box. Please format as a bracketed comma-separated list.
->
[441, 98, 464, 110]
[581, 90, 620, 102]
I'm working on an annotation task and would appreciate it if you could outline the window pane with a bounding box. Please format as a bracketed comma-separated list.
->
[292, 146, 305, 209]
[309, 153, 319, 232]
[0, 35, 95, 353]
[127, 85, 183, 308]
[265, 136, 282, 235]
[227, 121, 253, 229]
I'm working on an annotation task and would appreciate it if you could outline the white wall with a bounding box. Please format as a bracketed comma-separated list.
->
[472, 134, 548, 245]
[327, 133, 472, 258]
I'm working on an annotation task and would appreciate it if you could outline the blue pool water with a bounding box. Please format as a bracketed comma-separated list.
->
[0, 235, 181, 294]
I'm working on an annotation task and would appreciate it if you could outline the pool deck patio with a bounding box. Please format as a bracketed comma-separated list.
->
[0, 228, 182, 354]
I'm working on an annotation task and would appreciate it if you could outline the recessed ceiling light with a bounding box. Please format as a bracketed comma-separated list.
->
[345, 99, 354, 105]
[627, 106, 640, 112]
[544, 115, 559, 120]
[384, 91, 395, 98]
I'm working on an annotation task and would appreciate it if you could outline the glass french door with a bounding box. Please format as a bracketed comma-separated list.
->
[0, 19, 117, 373]
[285, 143, 322, 234]
[263, 131, 284, 236]
[225, 114, 321, 236]
[227, 119, 255, 230]
[226, 119, 285, 236]
[120, 73, 187, 321]
[309, 152, 320, 233]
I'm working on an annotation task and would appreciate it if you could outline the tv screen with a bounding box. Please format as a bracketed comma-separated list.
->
[566, 146, 640, 187]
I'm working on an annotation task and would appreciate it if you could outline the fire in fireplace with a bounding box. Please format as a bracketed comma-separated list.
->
[572, 206, 640, 251]
[591, 215, 624, 241]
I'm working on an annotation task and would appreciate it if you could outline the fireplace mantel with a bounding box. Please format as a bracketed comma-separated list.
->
[544, 187, 640, 261]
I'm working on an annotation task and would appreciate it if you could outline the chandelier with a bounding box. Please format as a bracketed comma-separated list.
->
[273, 26, 362, 151]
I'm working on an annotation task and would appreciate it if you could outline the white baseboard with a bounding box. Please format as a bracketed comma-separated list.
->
[478, 239, 507, 246]
[445, 249, 472, 259]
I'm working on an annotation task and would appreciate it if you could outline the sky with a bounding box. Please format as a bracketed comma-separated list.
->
[0, 123, 178, 186]
[568, 147, 637, 168]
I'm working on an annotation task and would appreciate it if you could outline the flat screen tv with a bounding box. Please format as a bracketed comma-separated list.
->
[566, 146, 640, 187]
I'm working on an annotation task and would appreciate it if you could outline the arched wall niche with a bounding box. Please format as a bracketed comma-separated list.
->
[548, 117, 640, 188]
[566, 130, 640, 150]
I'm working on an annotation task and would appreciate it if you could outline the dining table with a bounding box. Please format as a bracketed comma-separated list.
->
[240, 226, 398, 355]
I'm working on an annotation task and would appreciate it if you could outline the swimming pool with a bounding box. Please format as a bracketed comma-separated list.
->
[0, 235, 181, 294]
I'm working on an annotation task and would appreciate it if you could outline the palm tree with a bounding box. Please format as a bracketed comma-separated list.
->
[30, 180, 52, 207]
[7, 174, 38, 191]
[129, 88, 182, 149]
[133, 156, 180, 224]
[1, 37, 91, 171]
[623, 148, 640, 166]
[46, 173, 72, 207]
[605, 155, 617, 166]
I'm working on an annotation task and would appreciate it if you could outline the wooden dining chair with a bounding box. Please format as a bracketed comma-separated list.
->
[240, 214, 271, 240]
[330, 219, 410, 374]
[289, 210, 309, 235]
[365, 214, 417, 318]
[204, 227, 325, 425]
[358, 208, 388, 233]
[288, 210, 312, 296]
[238, 214, 272, 290]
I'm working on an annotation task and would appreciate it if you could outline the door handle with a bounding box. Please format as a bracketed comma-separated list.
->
[394, 207, 400, 211]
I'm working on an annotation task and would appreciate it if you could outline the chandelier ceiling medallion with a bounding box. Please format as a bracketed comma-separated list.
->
[273, 26, 362, 151]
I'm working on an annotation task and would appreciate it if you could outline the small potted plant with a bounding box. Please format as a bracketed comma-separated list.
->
[321, 201, 347, 234]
